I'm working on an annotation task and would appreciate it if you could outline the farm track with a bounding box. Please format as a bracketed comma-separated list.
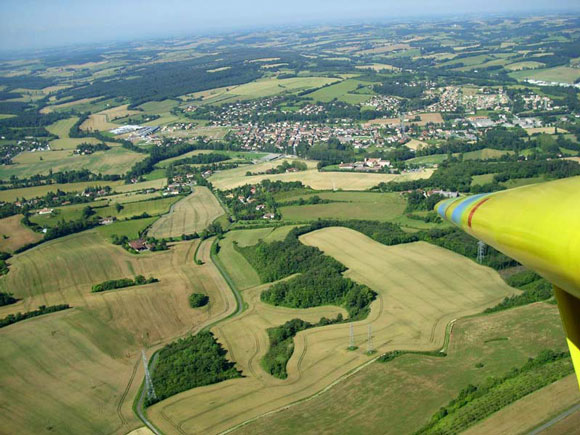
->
[134, 236, 240, 433]
[147, 227, 514, 434]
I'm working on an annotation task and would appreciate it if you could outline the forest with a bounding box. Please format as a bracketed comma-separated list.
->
[238, 227, 377, 318]
[484, 270, 552, 313]
[149, 331, 241, 405]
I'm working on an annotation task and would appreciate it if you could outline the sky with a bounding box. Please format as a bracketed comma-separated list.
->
[0, 0, 579, 52]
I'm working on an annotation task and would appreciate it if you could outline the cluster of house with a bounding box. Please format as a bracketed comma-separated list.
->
[522, 94, 556, 111]
[226, 186, 276, 219]
[362, 95, 400, 112]
[226, 121, 393, 152]
[425, 86, 510, 114]
[338, 157, 391, 172]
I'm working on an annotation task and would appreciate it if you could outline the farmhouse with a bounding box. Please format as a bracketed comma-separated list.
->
[128, 239, 148, 251]
[99, 217, 115, 225]
[37, 207, 53, 215]
[429, 190, 459, 198]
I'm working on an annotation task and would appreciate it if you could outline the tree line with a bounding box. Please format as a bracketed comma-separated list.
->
[91, 275, 158, 293]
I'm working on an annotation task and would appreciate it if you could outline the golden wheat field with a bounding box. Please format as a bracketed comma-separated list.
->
[0, 214, 42, 252]
[148, 187, 224, 238]
[209, 160, 434, 191]
[0, 233, 237, 434]
[147, 227, 514, 434]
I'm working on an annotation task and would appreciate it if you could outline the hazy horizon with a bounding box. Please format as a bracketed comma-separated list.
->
[1, 0, 579, 53]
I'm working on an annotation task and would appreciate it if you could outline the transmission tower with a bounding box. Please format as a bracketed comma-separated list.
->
[367, 325, 374, 354]
[477, 240, 486, 264]
[142, 350, 157, 401]
[349, 323, 355, 348]
[400, 113, 406, 137]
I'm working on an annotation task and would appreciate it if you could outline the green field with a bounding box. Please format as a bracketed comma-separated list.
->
[96, 216, 158, 240]
[2, 147, 146, 180]
[0, 181, 126, 202]
[236, 302, 566, 435]
[472, 173, 497, 186]
[216, 226, 295, 291]
[279, 191, 406, 222]
[406, 154, 448, 166]
[30, 196, 180, 227]
[148, 187, 225, 238]
[462, 148, 514, 160]
[505, 61, 545, 71]
[305, 79, 374, 104]
[509, 66, 580, 84]
[46, 117, 102, 150]
[195, 77, 341, 105]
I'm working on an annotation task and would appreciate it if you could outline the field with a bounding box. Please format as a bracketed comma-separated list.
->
[148, 187, 225, 238]
[39, 97, 102, 114]
[96, 216, 159, 240]
[46, 117, 102, 150]
[216, 226, 296, 291]
[236, 302, 567, 435]
[193, 77, 341, 105]
[0, 233, 237, 434]
[405, 138, 429, 150]
[80, 105, 141, 132]
[509, 66, 580, 84]
[30, 196, 179, 227]
[304, 79, 374, 104]
[355, 63, 399, 72]
[0, 214, 42, 251]
[365, 112, 444, 127]
[505, 61, 545, 71]
[526, 126, 565, 135]
[464, 374, 580, 435]
[147, 227, 514, 434]
[2, 147, 146, 179]
[406, 154, 448, 166]
[279, 191, 406, 222]
[209, 160, 434, 190]
[0, 181, 126, 202]
[154, 149, 265, 168]
[462, 148, 514, 160]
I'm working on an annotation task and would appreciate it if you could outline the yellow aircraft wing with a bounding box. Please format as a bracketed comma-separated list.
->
[436, 176, 580, 388]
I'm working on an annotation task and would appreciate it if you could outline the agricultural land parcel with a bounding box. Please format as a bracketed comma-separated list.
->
[208, 159, 434, 190]
[0, 234, 237, 434]
[236, 302, 567, 435]
[147, 227, 514, 434]
[0, 214, 42, 251]
[148, 186, 225, 238]
[1, 147, 146, 179]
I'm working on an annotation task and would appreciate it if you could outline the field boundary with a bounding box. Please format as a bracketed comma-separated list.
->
[219, 317, 458, 434]
[132, 236, 244, 432]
